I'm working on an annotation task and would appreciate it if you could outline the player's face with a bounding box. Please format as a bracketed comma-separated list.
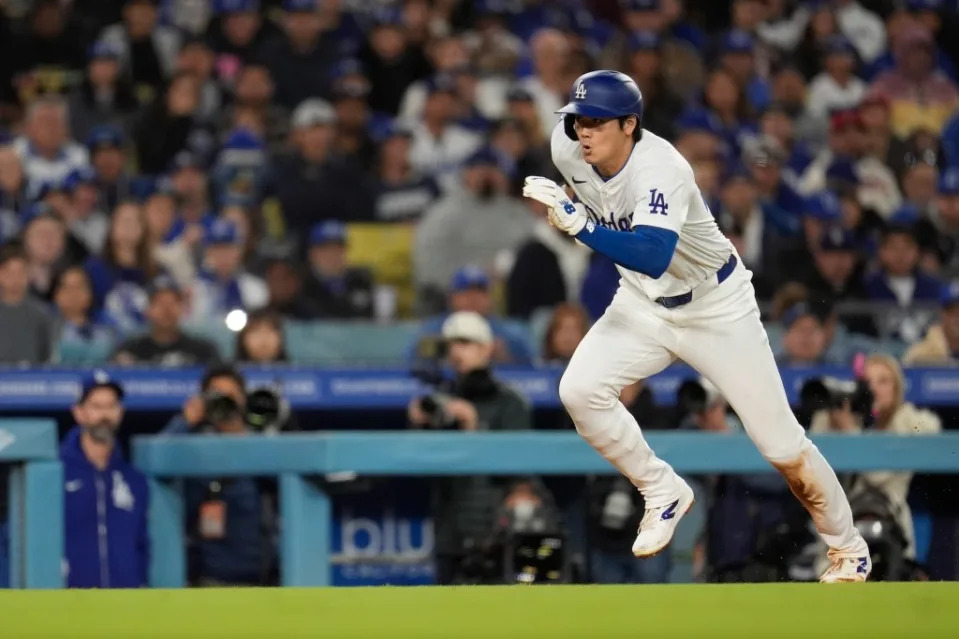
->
[572, 116, 633, 168]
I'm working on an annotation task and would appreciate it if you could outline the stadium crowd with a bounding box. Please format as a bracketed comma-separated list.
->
[0, 0, 957, 586]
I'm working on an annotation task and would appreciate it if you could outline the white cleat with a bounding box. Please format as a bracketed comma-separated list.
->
[631, 480, 695, 558]
[819, 552, 872, 583]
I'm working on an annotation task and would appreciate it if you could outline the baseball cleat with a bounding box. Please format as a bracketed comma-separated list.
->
[819, 551, 872, 583]
[631, 480, 695, 558]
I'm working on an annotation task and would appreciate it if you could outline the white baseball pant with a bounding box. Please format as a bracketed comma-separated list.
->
[559, 263, 865, 554]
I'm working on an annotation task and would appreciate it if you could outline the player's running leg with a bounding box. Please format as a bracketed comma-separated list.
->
[675, 272, 871, 582]
[559, 288, 694, 558]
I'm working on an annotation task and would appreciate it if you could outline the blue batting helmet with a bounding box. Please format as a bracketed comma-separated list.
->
[557, 70, 644, 141]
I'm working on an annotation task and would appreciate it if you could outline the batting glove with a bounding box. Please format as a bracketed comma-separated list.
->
[522, 176, 588, 236]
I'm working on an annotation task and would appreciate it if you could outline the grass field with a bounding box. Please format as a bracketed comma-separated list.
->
[2, 583, 956, 638]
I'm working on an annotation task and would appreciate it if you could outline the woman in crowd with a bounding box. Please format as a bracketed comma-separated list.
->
[235, 308, 287, 364]
[541, 303, 590, 364]
[50, 265, 117, 362]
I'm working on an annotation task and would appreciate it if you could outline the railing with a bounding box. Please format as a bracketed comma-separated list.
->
[1, 420, 62, 588]
[133, 431, 959, 587]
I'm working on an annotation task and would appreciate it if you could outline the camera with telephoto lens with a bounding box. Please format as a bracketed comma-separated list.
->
[202, 390, 243, 426]
[799, 377, 874, 424]
[246, 387, 290, 434]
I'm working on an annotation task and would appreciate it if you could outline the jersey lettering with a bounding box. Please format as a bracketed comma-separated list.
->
[648, 189, 668, 215]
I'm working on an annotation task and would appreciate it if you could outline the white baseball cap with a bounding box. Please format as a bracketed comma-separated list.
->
[441, 311, 493, 345]
[291, 98, 337, 130]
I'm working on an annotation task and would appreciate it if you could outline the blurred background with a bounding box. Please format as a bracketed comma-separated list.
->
[0, 0, 958, 588]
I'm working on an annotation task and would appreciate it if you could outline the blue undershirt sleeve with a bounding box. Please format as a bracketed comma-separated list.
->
[574, 223, 679, 278]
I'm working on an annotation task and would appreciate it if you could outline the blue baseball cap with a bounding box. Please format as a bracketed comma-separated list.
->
[887, 204, 920, 227]
[205, 218, 241, 246]
[78, 369, 125, 403]
[621, 0, 660, 11]
[819, 226, 856, 251]
[940, 281, 959, 307]
[309, 220, 347, 245]
[825, 158, 859, 187]
[214, 0, 259, 13]
[169, 149, 203, 173]
[781, 302, 817, 329]
[283, 0, 315, 12]
[450, 266, 490, 292]
[907, 0, 943, 11]
[677, 109, 723, 138]
[86, 125, 125, 152]
[88, 40, 122, 61]
[804, 191, 842, 221]
[824, 35, 857, 58]
[722, 29, 755, 55]
[939, 166, 959, 195]
[425, 73, 458, 95]
[64, 166, 97, 191]
[628, 30, 661, 52]
[722, 161, 752, 184]
[328, 58, 366, 82]
[147, 274, 182, 299]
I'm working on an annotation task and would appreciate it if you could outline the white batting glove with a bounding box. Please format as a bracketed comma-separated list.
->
[522, 176, 588, 236]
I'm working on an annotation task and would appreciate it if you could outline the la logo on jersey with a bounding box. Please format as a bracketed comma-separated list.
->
[575, 83, 587, 100]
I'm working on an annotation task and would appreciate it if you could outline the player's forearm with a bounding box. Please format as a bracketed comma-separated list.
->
[575, 224, 678, 278]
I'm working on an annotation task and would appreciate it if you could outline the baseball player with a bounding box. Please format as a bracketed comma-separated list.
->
[523, 70, 871, 582]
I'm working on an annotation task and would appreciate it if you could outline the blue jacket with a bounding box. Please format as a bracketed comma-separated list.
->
[60, 426, 149, 588]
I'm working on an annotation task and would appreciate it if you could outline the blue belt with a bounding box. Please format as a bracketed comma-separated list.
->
[655, 255, 738, 309]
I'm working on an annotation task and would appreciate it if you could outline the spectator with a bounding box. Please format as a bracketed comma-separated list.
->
[372, 121, 440, 223]
[134, 71, 214, 174]
[263, 257, 321, 320]
[673, 108, 726, 164]
[743, 134, 806, 222]
[925, 166, 959, 277]
[61, 371, 149, 588]
[716, 29, 770, 114]
[142, 185, 196, 290]
[407, 75, 484, 191]
[68, 40, 139, 144]
[776, 301, 829, 365]
[410, 266, 533, 365]
[760, 102, 814, 189]
[112, 276, 220, 365]
[505, 85, 549, 149]
[702, 67, 755, 159]
[99, 0, 181, 102]
[507, 198, 590, 320]
[188, 219, 268, 323]
[462, 2, 524, 77]
[273, 99, 377, 240]
[163, 365, 278, 585]
[63, 167, 109, 255]
[329, 72, 377, 169]
[903, 281, 959, 365]
[803, 227, 875, 336]
[85, 200, 157, 331]
[414, 147, 532, 302]
[407, 311, 533, 583]
[870, 25, 959, 139]
[0, 147, 27, 240]
[235, 308, 287, 364]
[166, 150, 217, 241]
[519, 29, 571, 141]
[810, 354, 940, 562]
[86, 125, 134, 213]
[359, 9, 431, 116]
[624, 31, 683, 142]
[0, 242, 54, 364]
[302, 221, 373, 320]
[13, 97, 89, 202]
[541, 303, 590, 364]
[806, 36, 867, 122]
[21, 210, 74, 302]
[257, 0, 339, 110]
[207, 0, 275, 72]
[896, 137, 940, 217]
[221, 64, 287, 154]
[51, 265, 117, 360]
[864, 222, 941, 342]
[209, 128, 271, 211]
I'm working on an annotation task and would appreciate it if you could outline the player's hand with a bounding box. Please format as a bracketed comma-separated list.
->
[522, 176, 587, 236]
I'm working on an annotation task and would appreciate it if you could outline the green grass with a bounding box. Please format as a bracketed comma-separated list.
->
[1, 583, 956, 638]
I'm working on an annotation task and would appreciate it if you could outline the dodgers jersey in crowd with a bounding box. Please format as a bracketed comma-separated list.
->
[550, 121, 735, 301]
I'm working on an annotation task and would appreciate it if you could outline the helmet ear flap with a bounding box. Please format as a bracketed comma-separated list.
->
[563, 114, 577, 141]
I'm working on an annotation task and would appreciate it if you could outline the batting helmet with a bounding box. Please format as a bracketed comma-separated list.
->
[557, 70, 644, 141]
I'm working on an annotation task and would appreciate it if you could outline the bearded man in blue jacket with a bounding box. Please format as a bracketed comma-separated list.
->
[62, 370, 149, 588]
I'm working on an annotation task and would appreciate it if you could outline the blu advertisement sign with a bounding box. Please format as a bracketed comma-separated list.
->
[330, 480, 435, 586]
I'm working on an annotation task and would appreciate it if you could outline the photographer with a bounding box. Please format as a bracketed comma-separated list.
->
[162, 365, 279, 586]
[408, 311, 548, 584]
[808, 355, 941, 566]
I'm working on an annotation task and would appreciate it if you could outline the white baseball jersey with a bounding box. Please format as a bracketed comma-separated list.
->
[550, 122, 735, 302]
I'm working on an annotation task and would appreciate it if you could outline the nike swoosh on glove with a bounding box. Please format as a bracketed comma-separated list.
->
[522, 176, 588, 236]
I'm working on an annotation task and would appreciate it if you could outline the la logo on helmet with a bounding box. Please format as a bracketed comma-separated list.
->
[575, 83, 587, 100]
